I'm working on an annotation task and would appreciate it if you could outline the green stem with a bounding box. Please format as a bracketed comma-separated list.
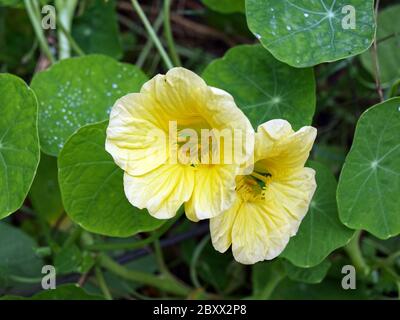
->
[259, 273, 285, 300]
[154, 239, 169, 276]
[389, 79, 400, 98]
[63, 226, 82, 248]
[99, 254, 191, 297]
[24, 0, 55, 64]
[131, 0, 174, 69]
[163, 0, 181, 66]
[55, 0, 78, 59]
[136, 11, 164, 68]
[57, 18, 85, 57]
[190, 234, 210, 288]
[344, 231, 370, 277]
[86, 210, 182, 251]
[95, 266, 112, 300]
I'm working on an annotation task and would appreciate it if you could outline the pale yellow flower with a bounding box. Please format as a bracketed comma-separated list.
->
[210, 120, 317, 264]
[106, 68, 254, 221]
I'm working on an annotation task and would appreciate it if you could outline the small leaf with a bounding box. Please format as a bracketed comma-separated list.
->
[202, 44, 315, 130]
[54, 244, 83, 275]
[360, 4, 400, 85]
[337, 98, 400, 239]
[0, 74, 40, 219]
[58, 121, 164, 237]
[283, 259, 331, 284]
[30, 55, 148, 156]
[246, 0, 375, 67]
[282, 161, 354, 267]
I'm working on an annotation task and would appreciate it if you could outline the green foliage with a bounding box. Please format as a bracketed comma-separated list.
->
[203, 44, 315, 129]
[72, 0, 123, 59]
[360, 4, 400, 85]
[246, 0, 375, 67]
[0, 74, 40, 219]
[58, 121, 164, 237]
[30, 55, 148, 156]
[283, 259, 331, 284]
[282, 162, 354, 267]
[202, 0, 245, 14]
[337, 98, 400, 239]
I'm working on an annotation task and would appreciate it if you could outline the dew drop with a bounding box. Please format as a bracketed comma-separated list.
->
[286, 25, 292, 31]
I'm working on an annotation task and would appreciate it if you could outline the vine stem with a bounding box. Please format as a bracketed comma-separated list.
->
[99, 254, 191, 297]
[163, 0, 181, 66]
[56, 18, 85, 57]
[130, 0, 174, 69]
[190, 234, 210, 288]
[259, 273, 285, 300]
[55, 0, 78, 60]
[24, 0, 55, 64]
[344, 230, 370, 277]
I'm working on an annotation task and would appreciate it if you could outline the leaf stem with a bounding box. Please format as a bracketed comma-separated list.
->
[163, 0, 181, 66]
[55, 0, 78, 60]
[24, 0, 55, 64]
[95, 266, 112, 300]
[344, 230, 370, 277]
[99, 254, 191, 297]
[56, 18, 85, 57]
[130, 0, 174, 69]
[190, 234, 210, 288]
[371, 0, 384, 101]
[259, 272, 285, 300]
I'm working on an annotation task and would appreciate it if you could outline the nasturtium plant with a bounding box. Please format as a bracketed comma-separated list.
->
[203, 44, 315, 129]
[246, 0, 376, 67]
[337, 98, 400, 239]
[58, 121, 164, 237]
[360, 4, 400, 86]
[283, 259, 331, 284]
[30, 54, 148, 156]
[0, 74, 40, 219]
[282, 161, 353, 267]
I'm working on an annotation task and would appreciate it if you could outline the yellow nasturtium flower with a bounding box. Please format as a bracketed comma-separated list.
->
[210, 120, 317, 264]
[106, 68, 254, 221]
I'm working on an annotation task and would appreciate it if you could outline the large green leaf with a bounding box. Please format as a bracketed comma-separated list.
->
[58, 121, 164, 237]
[72, 0, 122, 59]
[283, 259, 331, 284]
[360, 4, 400, 85]
[29, 153, 64, 223]
[30, 55, 148, 156]
[0, 74, 40, 219]
[202, 0, 245, 14]
[1, 284, 104, 300]
[246, 0, 375, 67]
[282, 161, 353, 267]
[0, 222, 43, 284]
[202, 44, 315, 129]
[337, 98, 400, 239]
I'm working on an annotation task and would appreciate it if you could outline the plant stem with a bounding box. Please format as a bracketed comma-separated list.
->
[99, 254, 191, 297]
[153, 239, 169, 275]
[57, 18, 85, 57]
[130, 0, 174, 69]
[344, 230, 370, 277]
[371, 0, 384, 101]
[24, 0, 55, 64]
[86, 210, 182, 251]
[259, 273, 285, 300]
[95, 266, 112, 300]
[55, 0, 78, 60]
[163, 0, 181, 66]
[190, 234, 210, 288]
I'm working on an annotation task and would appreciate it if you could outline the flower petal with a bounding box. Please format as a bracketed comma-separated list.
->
[124, 164, 194, 219]
[255, 120, 316, 174]
[106, 93, 168, 176]
[185, 165, 237, 221]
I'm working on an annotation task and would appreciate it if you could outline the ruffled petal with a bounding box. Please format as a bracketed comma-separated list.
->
[255, 120, 316, 175]
[185, 164, 237, 221]
[124, 164, 194, 219]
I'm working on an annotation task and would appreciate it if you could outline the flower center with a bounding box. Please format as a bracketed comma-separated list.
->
[236, 172, 271, 202]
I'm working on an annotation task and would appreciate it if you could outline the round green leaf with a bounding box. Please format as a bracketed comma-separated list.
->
[31, 54, 148, 156]
[202, 0, 245, 14]
[282, 161, 354, 267]
[246, 0, 375, 67]
[202, 44, 315, 129]
[360, 4, 400, 85]
[58, 121, 164, 237]
[337, 98, 400, 239]
[0, 74, 40, 219]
